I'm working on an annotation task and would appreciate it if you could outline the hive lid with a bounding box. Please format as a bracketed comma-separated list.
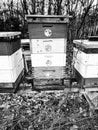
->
[26, 15, 72, 23]
[88, 36, 98, 41]
[73, 40, 98, 49]
[0, 32, 21, 37]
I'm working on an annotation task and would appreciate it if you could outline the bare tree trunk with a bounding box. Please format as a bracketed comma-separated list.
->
[23, 0, 28, 14]
[57, 0, 62, 15]
[48, 0, 52, 15]
[76, 0, 94, 38]
[41, 0, 44, 15]
[31, 0, 36, 14]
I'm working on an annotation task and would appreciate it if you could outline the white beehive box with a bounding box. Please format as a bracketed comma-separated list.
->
[0, 49, 22, 70]
[73, 39, 98, 78]
[73, 47, 98, 65]
[31, 39, 66, 53]
[0, 58, 24, 82]
[74, 59, 98, 78]
[31, 53, 66, 67]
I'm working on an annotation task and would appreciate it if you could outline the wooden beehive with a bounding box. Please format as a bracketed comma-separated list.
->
[27, 15, 69, 80]
[73, 39, 98, 86]
[0, 32, 24, 90]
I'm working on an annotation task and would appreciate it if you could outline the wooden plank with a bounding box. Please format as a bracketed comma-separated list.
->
[26, 15, 71, 24]
[26, 15, 72, 18]
[33, 85, 66, 91]
[0, 32, 21, 37]
[32, 85, 80, 92]
[28, 23, 67, 39]
[32, 66, 66, 79]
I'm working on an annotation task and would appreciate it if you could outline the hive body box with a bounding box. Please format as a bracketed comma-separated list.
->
[27, 15, 69, 80]
[73, 39, 98, 86]
[0, 32, 20, 55]
[30, 39, 66, 53]
[0, 32, 24, 90]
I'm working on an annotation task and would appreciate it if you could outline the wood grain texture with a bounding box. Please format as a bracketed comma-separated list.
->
[28, 23, 67, 39]
[32, 66, 66, 79]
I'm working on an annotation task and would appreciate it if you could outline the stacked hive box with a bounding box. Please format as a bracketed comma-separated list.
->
[0, 32, 24, 89]
[73, 39, 98, 87]
[27, 15, 68, 84]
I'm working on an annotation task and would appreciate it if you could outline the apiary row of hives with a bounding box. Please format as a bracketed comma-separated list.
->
[0, 15, 98, 91]
[27, 15, 69, 80]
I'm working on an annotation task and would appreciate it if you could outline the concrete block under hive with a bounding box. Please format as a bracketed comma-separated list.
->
[73, 39, 98, 87]
[0, 32, 24, 90]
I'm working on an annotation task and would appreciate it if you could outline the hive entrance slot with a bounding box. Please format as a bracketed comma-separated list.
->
[42, 70, 55, 72]
[42, 25, 53, 28]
